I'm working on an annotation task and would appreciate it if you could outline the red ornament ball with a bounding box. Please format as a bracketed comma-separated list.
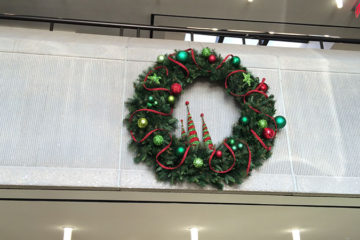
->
[171, 83, 182, 95]
[257, 82, 269, 93]
[208, 54, 217, 63]
[263, 128, 275, 139]
[215, 150, 223, 158]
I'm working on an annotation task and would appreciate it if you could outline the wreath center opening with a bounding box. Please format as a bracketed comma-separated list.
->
[173, 80, 240, 146]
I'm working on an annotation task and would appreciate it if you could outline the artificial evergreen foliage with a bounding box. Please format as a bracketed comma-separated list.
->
[125, 48, 282, 189]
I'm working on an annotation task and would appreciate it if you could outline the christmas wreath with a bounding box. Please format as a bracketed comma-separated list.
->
[125, 48, 286, 189]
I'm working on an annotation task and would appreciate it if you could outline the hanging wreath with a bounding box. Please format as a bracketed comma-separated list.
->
[125, 48, 287, 189]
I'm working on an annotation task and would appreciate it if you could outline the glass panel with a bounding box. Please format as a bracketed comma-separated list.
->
[184, 33, 217, 43]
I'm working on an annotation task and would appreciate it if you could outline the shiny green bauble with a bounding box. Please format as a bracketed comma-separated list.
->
[231, 145, 237, 151]
[238, 143, 244, 149]
[231, 56, 241, 67]
[153, 101, 158, 106]
[258, 119, 268, 128]
[147, 102, 152, 108]
[201, 47, 211, 57]
[275, 116, 287, 129]
[176, 51, 189, 63]
[137, 118, 148, 128]
[157, 55, 165, 63]
[241, 116, 249, 125]
[229, 138, 236, 146]
[148, 96, 154, 102]
[153, 135, 164, 146]
[193, 157, 204, 168]
[176, 146, 186, 156]
[168, 95, 175, 104]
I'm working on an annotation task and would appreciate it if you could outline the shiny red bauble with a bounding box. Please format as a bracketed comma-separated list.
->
[257, 82, 269, 93]
[171, 83, 182, 95]
[215, 150, 223, 158]
[263, 128, 275, 139]
[208, 54, 217, 63]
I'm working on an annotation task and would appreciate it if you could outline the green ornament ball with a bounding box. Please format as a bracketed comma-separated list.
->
[275, 116, 287, 129]
[258, 119, 268, 128]
[137, 118, 148, 128]
[229, 139, 236, 146]
[201, 47, 211, 57]
[176, 146, 186, 156]
[168, 95, 175, 104]
[238, 143, 244, 149]
[153, 135, 164, 146]
[193, 157, 204, 168]
[147, 102, 152, 108]
[231, 56, 241, 67]
[176, 51, 189, 63]
[153, 101, 158, 106]
[157, 55, 165, 63]
[231, 145, 237, 151]
[148, 96, 154, 102]
[241, 116, 249, 125]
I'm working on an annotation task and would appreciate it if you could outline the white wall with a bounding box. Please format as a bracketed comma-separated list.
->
[0, 26, 360, 195]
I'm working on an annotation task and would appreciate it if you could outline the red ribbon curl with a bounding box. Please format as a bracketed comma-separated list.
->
[156, 142, 191, 170]
[224, 70, 247, 97]
[208, 140, 237, 174]
[243, 89, 278, 151]
[216, 54, 233, 70]
[143, 66, 170, 92]
[129, 108, 174, 143]
[168, 53, 190, 78]
[240, 140, 252, 175]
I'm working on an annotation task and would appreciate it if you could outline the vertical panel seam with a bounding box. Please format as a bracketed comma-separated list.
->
[117, 41, 129, 188]
[278, 58, 298, 192]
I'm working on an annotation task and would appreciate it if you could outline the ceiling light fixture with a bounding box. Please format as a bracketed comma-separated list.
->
[63, 228, 73, 240]
[336, 0, 343, 8]
[190, 228, 198, 240]
[248, 0, 253, 2]
[292, 229, 300, 240]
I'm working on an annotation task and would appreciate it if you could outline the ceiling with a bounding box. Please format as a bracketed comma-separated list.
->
[0, 0, 360, 39]
[0, 189, 360, 240]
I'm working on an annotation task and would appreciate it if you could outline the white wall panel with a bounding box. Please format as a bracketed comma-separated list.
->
[0, 52, 124, 169]
[281, 71, 354, 177]
[0, 26, 359, 195]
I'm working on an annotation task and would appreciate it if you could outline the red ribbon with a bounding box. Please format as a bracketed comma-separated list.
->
[209, 140, 236, 174]
[243, 89, 278, 151]
[250, 129, 272, 151]
[143, 66, 170, 92]
[216, 54, 233, 70]
[129, 126, 189, 170]
[239, 140, 252, 175]
[187, 48, 213, 72]
[168, 53, 190, 78]
[129, 108, 173, 143]
[187, 48, 201, 70]
[156, 143, 191, 170]
[224, 70, 247, 97]
[255, 78, 266, 90]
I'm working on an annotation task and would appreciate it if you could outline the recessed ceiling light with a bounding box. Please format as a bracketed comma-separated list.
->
[190, 228, 198, 240]
[63, 228, 73, 240]
[336, 0, 343, 8]
[248, 0, 253, 2]
[292, 229, 300, 240]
